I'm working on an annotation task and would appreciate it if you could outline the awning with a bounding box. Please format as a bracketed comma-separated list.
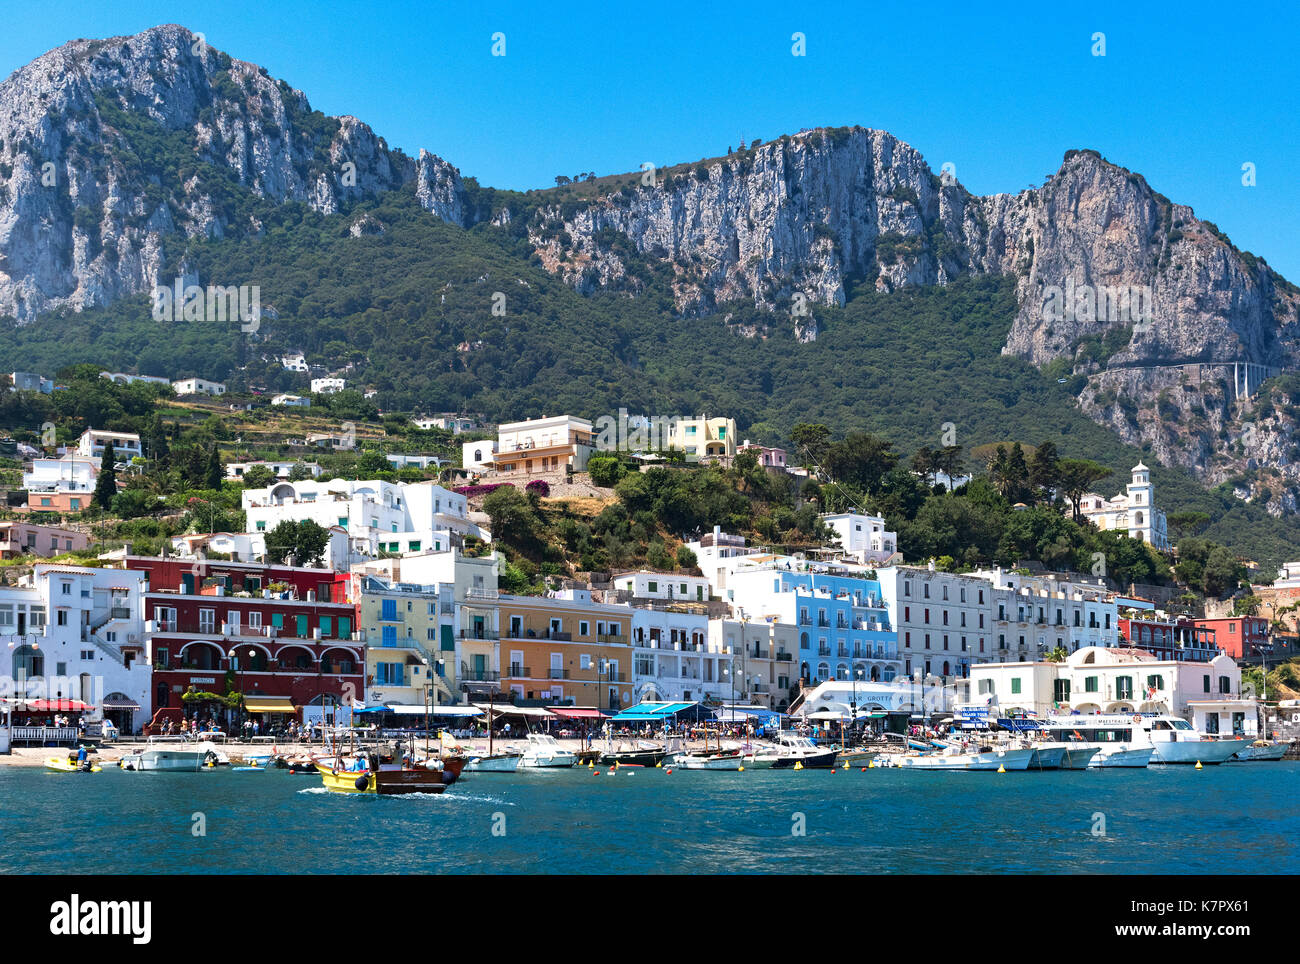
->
[475, 705, 556, 719]
[997, 718, 1041, 732]
[385, 704, 484, 717]
[23, 699, 91, 712]
[548, 707, 604, 719]
[101, 697, 141, 710]
[244, 697, 296, 713]
[611, 701, 697, 721]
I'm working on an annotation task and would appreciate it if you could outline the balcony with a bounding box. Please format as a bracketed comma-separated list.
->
[599, 633, 628, 644]
[547, 668, 570, 680]
[458, 630, 500, 641]
[504, 665, 531, 679]
[464, 588, 499, 601]
[379, 612, 406, 622]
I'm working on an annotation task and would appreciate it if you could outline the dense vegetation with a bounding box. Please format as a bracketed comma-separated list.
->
[0, 103, 1295, 568]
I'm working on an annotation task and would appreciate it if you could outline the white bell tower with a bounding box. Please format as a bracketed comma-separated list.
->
[1125, 463, 1153, 543]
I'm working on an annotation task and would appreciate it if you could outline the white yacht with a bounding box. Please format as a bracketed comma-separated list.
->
[516, 733, 577, 768]
[1042, 714, 1245, 766]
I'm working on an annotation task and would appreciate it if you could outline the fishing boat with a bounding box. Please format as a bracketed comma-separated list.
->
[1026, 744, 1067, 770]
[599, 740, 667, 768]
[1054, 743, 1101, 769]
[315, 748, 460, 795]
[517, 733, 577, 768]
[745, 733, 838, 769]
[1232, 739, 1290, 761]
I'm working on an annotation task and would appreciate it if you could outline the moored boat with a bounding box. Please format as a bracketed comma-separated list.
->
[745, 734, 838, 769]
[599, 741, 667, 768]
[119, 746, 213, 771]
[517, 733, 577, 768]
[892, 743, 1034, 771]
[45, 754, 101, 773]
[1232, 740, 1289, 761]
[667, 747, 745, 770]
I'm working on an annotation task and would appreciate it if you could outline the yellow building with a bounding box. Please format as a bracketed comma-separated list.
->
[352, 572, 457, 707]
[498, 590, 635, 711]
[667, 416, 736, 460]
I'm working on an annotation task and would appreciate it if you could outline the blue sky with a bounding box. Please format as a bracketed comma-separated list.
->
[3, 1, 1297, 277]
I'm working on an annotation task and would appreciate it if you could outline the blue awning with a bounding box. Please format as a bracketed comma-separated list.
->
[611, 701, 698, 721]
[997, 718, 1041, 732]
[350, 705, 389, 714]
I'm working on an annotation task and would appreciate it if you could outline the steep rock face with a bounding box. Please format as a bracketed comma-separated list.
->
[526, 128, 980, 314]
[529, 133, 1300, 507]
[0, 24, 465, 319]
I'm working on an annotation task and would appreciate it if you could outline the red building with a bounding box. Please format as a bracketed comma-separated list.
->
[127, 556, 362, 729]
[1191, 615, 1269, 660]
[1117, 615, 1218, 663]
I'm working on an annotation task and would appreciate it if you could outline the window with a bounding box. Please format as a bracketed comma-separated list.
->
[1011, 678, 1021, 694]
[1116, 676, 1133, 700]
[579, 621, 589, 637]
[1053, 679, 1071, 703]
[648, 581, 658, 594]
[57, 610, 68, 626]
[1219, 676, 1230, 694]
[1085, 676, 1098, 693]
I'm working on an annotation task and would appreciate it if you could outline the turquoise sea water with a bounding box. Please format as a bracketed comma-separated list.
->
[1, 762, 1296, 874]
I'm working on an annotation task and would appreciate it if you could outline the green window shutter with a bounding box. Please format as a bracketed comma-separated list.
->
[320, 617, 332, 638]
[441, 625, 455, 652]
[338, 617, 351, 640]
[271, 613, 284, 628]
[296, 615, 308, 637]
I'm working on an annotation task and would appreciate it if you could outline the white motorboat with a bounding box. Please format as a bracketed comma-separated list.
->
[1089, 745, 1154, 768]
[891, 742, 1034, 771]
[744, 734, 838, 769]
[1232, 740, 1289, 761]
[463, 750, 523, 772]
[119, 745, 214, 771]
[667, 747, 745, 770]
[1026, 744, 1066, 769]
[1054, 744, 1101, 769]
[517, 734, 577, 768]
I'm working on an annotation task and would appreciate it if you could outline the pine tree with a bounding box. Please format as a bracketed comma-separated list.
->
[204, 443, 222, 490]
[93, 441, 117, 509]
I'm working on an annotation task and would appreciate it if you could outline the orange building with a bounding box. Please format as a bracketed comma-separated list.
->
[497, 590, 635, 711]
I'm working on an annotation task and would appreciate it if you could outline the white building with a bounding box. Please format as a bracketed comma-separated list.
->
[414, 415, 479, 434]
[1272, 562, 1300, 589]
[876, 563, 996, 680]
[2, 564, 151, 732]
[387, 454, 448, 471]
[310, 377, 346, 395]
[462, 439, 497, 473]
[971, 567, 1118, 658]
[226, 460, 322, 481]
[24, 455, 99, 494]
[271, 394, 310, 408]
[491, 415, 594, 475]
[822, 511, 900, 565]
[171, 378, 226, 396]
[281, 353, 309, 372]
[1080, 463, 1169, 550]
[708, 618, 799, 709]
[611, 570, 712, 604]
[76, 429, 142, 461]
[629, 606, 729, 705]
[242, 479, 483, 563]
[965, 646, 1256, 735]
